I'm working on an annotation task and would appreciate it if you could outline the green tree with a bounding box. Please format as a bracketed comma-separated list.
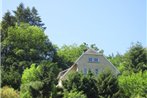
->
[124, 42, 147, 72]
[107, 53, 123, 67]
[118, 71, 147, 97]
[97, 71, 120, 98]
[57, 44, 84, 69]
[63, 89, 87, 98]
[63, 72, 98, 98]
[1, 3, 46, 41]
[107, 53, 126, 73]
[1, 66, 21, 89]
[20, 62, 59, 98]
[1, 11, 16, 41]
[2, 23, 55, 69]
[13, 3, 46, 30]
[63, 71, 121, 98]
[1, 23, 56, 89]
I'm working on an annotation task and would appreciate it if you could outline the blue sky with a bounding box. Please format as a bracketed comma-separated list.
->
[2, 0, 146, 56]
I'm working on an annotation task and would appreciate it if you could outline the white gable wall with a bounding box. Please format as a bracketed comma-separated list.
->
[76, 54, 119, 75]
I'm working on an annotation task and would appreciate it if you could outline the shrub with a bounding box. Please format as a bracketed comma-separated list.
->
[63, 89, 87, 98]
[0, 86, 19, 98]
[118, 71, 147, 97]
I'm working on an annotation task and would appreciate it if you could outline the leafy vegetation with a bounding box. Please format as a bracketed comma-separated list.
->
[63, 89, 87, 98]
[123, 42, 147, 72]
[63, 71, 121, 98]
[1, 23, 56, 89]
[0, 86, 20, 98]
[118, 71, 147, 98]
[20, 62, 59, 98]
[1, 3, 146, 98]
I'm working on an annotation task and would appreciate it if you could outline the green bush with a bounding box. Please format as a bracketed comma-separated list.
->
[97, 71, 120, 98]
[0, 86, 19, 98]
[118, 71, 147, 97]
[20, 62, 59, 98]
[63, 89, 87, 98]
[63, 71, 121, 98]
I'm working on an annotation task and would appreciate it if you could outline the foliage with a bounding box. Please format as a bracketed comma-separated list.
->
[57, 44, 84, 69]
[20, 81, 43, 98]
[1, 3, 45, 41]
[13, 3, 46, 30]
[1, 3, 147, 97]
[107, 53, 124, 67]
[2, 23, 55, 68]
[0, 86, 20, 98]
[21, 64, 39, 84]
[1, 11, 16, 41]
[1, 66, 21, 89]
[97, 71, 120, 98]
[124, 42, 147, 72]
[63, 71, 121, 98]
[118, 71, 147, 98]
[20, 62, 59, 98]
[63, 72, 98, 98]
[1, 23, 55, 89]
[51, 87, 64, 98]
[63, 89, 87, 98]
[56, 43, 104, 69]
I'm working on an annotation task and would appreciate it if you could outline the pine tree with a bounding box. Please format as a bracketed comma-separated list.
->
[124, 42, 147, 72]
[13, 3, 46, 30]
[1, 11, 16, 41]
[97, 71, 120, 98]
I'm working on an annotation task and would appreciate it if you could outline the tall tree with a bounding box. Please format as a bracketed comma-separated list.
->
[63, 72, 98, 98]
[13, 3, 26, 23]
[1, 11, 16, 41]
[1, 23, 56, 89]
[2, 23, 55, 68]
[118, 71, 147, 97]
[20, 62, 59, 98]
[13, 3, 46, 30]
[63, 71, 121, 98]
[30, 7, 46, 29]
[97, 71, 120, 98]
[1, 3, 46, 37]
[124, 42, 147, 72]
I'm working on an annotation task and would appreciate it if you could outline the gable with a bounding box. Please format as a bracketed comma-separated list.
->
[58, 49, 120, 82]
[76, 53, 120, 75]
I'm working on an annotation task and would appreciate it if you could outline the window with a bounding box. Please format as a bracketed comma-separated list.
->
[94, 58, 99, 62]
[84, 67, 87, 75]
[88, 58, 92, 62]
[88, 57, 99, 63]
[95, 69, 98, 74]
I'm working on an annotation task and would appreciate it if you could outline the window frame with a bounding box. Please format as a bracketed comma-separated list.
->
[88, 57, 99, 63]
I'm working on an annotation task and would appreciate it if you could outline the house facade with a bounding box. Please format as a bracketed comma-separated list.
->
[57, 48, 120, 87]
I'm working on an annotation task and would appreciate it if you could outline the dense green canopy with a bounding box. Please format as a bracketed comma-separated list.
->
[1, 3, 147, 98]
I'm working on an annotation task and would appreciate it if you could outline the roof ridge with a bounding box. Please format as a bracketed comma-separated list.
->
[84, 48, 98, 54]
